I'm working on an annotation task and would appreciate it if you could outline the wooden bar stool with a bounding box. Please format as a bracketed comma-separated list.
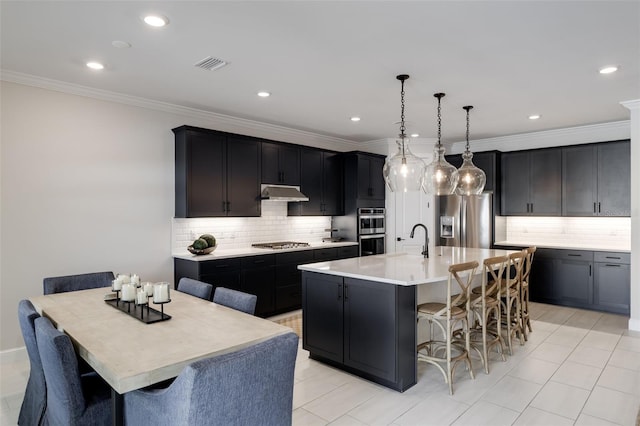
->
[520, 246, 537, 341]
[468, 255, 509, 374]
[417, 260, 478, 395]
[501, 251, 526, 355]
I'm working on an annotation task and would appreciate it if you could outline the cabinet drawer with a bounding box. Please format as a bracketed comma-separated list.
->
[555, 250, 593, 261]
[594, 252, 630, 264]
[276, 284, 302, 311]
[314, 248, 338, 261]
[337, 246, 359, 259]
[275, 264, 302, 287]
[276, 250, 314, 265]
[200, 258, 242, 275]
[241, 254, 276, 268]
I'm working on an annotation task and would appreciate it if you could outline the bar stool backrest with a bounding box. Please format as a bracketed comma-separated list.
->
[507, 251, 526, 291]
[445, 261, 480, 318]
[483, 255, 509, 299]
[522, 246, 537, 284]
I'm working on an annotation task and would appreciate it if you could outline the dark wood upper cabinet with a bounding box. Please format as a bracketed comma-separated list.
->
[173, 126, 260, 218]
[354, 153, 386, 201]
[597, 140, 630, 217]
[261, 142, 300, 186]
[289, 148, 343, 216]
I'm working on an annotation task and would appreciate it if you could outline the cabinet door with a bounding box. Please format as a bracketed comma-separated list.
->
[562, 145, 597, 216]
[594, 262, 630, 315]
[555, 259, 593, 307]
[529, 256, 557, 303]
[260, 142, 281, 184]
[501, 151, 530, 215]
[297, 149, 324, 215]
[279, 144, 300, 186]
[369, 156, 386, 200]
[357, 155, 372, 199]
[597, 141, 630, 216]
[322, 151, 343, 215]
[302, 273, 343, 362]
[241, 267, 275, 316]
[186, 131, 226, 217]
[343, 278, 397, 382]
[529, 149, 561, 216]
[226, 136, 261, 217]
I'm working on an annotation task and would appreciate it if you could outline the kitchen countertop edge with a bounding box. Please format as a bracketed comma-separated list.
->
[494, 241, 630, 253]
[172, 241, 358, 261]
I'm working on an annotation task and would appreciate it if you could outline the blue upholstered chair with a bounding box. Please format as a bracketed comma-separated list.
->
[123, 332, 299, 426]
[213, 287, 257, 315]
[17, 300, 46, 426]
[43, 271, 115, 295]
[34, 317, 112, 426]
[177, 278, 213, 301]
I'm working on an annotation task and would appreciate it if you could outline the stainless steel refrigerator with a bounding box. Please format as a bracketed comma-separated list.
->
[435, 194, 493, 248]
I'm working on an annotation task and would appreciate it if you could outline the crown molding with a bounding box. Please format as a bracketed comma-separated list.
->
[0, 70, 360, 151]
[621, 99, 640, 111]
[448, 120, 631, 154]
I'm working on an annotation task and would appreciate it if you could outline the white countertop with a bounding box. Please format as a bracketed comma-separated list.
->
[494, 240, 630, 253]
[298, 247, 516, 286]
[172, 241, 358, 261]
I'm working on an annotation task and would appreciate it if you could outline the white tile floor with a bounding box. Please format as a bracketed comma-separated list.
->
[2, 302, 640, 426]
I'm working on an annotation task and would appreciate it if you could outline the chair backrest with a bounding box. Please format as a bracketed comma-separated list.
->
[213, 287, 257, 315]
[447, 261, 479, 316]
[17, 300, 47, 426]
[177, 278, 213, 301]
[43, 271, 115, 295]
[124, 332, 299, 426]
[34, 317, 86, 426]
[482, 255, 509, 299]
[507, 251, 526, 291]
[522, 246, 537, 284]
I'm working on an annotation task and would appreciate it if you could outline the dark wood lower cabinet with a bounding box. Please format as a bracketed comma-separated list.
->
[302, 271, 417, 391]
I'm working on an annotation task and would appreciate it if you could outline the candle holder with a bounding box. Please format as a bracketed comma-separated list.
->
[104, 293, 171, 324]
[153, 299, 172, 320]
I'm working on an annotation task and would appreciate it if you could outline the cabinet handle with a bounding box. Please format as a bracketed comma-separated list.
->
[337, 284, 342, 300]
[397, 237, 405, 241]
[344, 284, 349, 301]
[605, 256, 621, 260]
[568, 254, 581, 257]
[530, 203, 533, 213]
[222, 201, 227, 212]
[226, 201, 231, 212]
[605, 264, 621, 267]
[594, 202, 597, 214]
[598, 202, 601, 213]
[589, 264, 592, 276]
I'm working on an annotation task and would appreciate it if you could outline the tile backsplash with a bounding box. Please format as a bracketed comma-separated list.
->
[172, 201, 332, 252]
[505, 216, 630, 248]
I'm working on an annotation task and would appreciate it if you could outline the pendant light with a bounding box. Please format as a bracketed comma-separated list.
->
[455, 106, 486, 195]
[383, 74, 426, 192]
[423, 93, 459, 195]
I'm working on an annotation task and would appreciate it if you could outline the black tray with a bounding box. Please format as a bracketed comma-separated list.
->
[105, 299, 171, 324]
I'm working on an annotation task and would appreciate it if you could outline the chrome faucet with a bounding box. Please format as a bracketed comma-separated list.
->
[410, 223, 429, 258]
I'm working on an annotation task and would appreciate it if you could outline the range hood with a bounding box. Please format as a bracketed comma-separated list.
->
[260, 184, 309, 202]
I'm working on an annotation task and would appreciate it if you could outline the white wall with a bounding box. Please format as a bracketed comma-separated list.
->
[0, 80, 356, 351]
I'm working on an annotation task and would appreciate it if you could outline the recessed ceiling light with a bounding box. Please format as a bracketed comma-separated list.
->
[411, 133, 419, 138]
[112, 40, 131, 49]
[144, 15, 169, 27]
[528, 114, 541, 120]
[257, 91, 271, 98]
[350, 117, 361, 122]
[599, 65, 619, 74]
[86, 61, 104, 70]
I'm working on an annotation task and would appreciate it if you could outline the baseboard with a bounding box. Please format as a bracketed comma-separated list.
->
[0, 346, 27, 365]
[629, 318, 640, 332]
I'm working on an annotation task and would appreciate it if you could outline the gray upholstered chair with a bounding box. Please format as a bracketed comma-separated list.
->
[34, 317, 112, 426]
[43, 271, 115, 295]
[17, 300, 46, 426]
[213, 287, 257, 315]
[177, 278, 213, 301]
[123, 332, 298, 426]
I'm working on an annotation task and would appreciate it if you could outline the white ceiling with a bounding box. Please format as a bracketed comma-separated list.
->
[1, 1, 638, 144]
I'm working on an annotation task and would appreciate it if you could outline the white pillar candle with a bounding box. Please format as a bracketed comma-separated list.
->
[153, 282, 170, 303]
[121, 283, 136, 302]
[118, 274, 131, 285]
[131, 274, 140, 286]
[143, 282, 154, 296]
[136, 290, 148, 305]
[112, 279, 122, 291]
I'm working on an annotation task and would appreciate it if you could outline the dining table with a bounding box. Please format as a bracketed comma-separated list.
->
[30, 286, 293, 426]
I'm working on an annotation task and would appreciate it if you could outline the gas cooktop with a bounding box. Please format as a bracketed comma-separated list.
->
[251, 241, 311, 250]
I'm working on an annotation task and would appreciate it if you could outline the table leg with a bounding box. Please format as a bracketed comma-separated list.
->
[111, 389, 124, 426]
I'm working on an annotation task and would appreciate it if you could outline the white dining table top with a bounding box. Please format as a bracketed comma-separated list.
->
[298, 247, 518, 286]
[30, 287, 292, 394]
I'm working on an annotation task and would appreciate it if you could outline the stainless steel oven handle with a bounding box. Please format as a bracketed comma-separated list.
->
[359, 215, 385, 220]
[359, 234, 385, 240]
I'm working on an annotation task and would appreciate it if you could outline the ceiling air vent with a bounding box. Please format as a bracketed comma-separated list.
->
[194, 56, 228, 71]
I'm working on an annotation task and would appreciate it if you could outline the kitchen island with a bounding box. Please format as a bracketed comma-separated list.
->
[298, 247, 514, 392]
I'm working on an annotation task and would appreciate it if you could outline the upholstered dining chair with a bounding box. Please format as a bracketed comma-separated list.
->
[43, 271, 114, 295]
[177, 278, 214, 301]
[123, 331, 299, 426]
[520, 246, 537, 341]
[213, 287, 257, 315]
[17, 300, 46, 426]
[34, 317, 112, 426]
[417, 261, 478, 395]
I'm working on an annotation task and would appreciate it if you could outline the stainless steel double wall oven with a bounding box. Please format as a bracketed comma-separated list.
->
[358, 208, 385, 256]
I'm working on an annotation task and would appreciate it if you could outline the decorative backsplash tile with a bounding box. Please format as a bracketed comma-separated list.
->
[505, 216, 630, 248]
[172, 201, 331, 252]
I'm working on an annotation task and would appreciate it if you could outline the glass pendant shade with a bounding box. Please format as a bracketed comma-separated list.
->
[383, 138, 426, 192]
[423, 144, 459, 195]
[455, 151, 486, 195]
